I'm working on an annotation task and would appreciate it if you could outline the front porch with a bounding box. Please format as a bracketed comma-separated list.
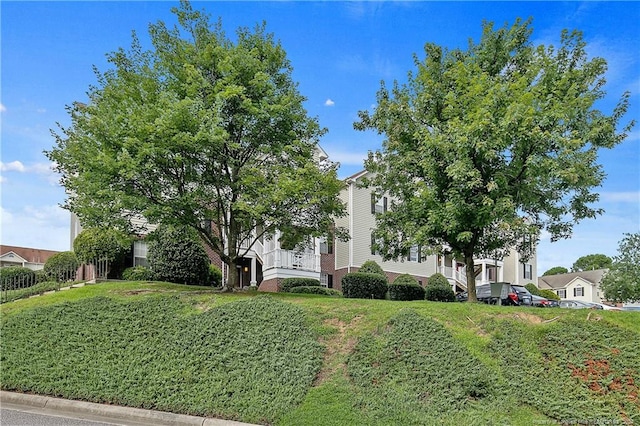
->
[436, 255, 505, 291]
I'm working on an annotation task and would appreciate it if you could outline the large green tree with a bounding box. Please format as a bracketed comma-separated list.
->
[600, 233, 640, 303]
[46, 2, 346, 288]
[571, 253, 612, 272]
[356, 19, 633, 302]
[543, 266, 569, 276]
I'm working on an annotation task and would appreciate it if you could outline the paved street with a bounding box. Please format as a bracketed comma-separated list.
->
[1, 405, 124, 426]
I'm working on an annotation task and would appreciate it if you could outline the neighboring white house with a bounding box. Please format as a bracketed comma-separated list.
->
[0, 245, 60, 270]
[538, 269, 608, 304]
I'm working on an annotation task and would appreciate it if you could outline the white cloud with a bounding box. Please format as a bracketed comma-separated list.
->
[0, 103, 6, 112]
[324, 99, 335, 107]
[36, 108, 47, 113]
[0, 160, 26, 172]
[1, 160, 55, 174]
[600, 191, 640, 203]
[325, 149, 368, 167]
[0, 205, 70, 251]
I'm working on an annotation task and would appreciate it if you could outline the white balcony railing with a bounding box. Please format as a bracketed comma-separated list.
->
[262, 249, 320, 272]
[437, 266, 467, 285]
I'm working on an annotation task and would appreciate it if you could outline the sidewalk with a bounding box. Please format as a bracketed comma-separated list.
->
[1, 391, 258, 426]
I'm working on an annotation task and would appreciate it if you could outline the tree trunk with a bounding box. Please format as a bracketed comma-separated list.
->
[227, 259, 240, 290]
[465, 254, 477, 302]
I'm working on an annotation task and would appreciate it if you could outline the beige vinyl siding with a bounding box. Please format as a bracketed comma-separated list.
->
[334, 190, 350, 270]
[346, 174, 437, 277]
[502, 247, 537, 285]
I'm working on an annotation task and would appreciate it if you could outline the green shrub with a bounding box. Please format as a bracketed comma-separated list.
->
[525, 283, 541, 296]
[389, 274, 425, 301]
[147, 226, 210, 286]
[122, 266, 155, 281]
[358, 260, 386, 278]
[35, 269, 50, 284]
[539, 289, 560, 301]
[427, 272, 449, 287]
[43, 251, 79, 282]
[425, 273, 455, 302]
[208, 264, 223, 287]
[73, 228, 132, 263]
[0, 267, 36, 291]
[341, 272, 388, 299]
[1, 281, 60, 303]
[288, 286, 342, 296]
[281, 277, 321, 292]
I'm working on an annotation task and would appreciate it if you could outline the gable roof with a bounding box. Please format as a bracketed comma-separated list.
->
[538, 269, 608, 290]
[0, 245, 61, 265]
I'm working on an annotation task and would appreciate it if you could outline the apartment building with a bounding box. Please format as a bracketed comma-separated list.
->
[70, 167, 537, 292]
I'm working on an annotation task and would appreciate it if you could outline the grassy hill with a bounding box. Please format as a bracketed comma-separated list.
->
[1, 281, 639, 425]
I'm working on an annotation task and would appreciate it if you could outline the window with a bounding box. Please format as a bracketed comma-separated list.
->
[371, 194, 387, 214]
[557, 289, 566, 298]
[574, 286, 584, 297]
[320, 273, 334, 288]
[523, 263, 532, 280]
[133, 240, 148, 267]
[371, 232, 378, 255]
[319, 236, 333, 254]
[408, 245, 421, 263]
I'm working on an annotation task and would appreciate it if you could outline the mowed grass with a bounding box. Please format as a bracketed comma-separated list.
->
[2, 281, 639, 425]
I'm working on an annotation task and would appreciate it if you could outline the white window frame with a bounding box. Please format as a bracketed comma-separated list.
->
[557, 289, 566, 299]
[574, 286, 584, 297]
[133, 240, 148, 267]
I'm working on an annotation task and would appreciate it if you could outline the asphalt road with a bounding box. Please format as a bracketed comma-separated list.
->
[1, 406, 124, 426]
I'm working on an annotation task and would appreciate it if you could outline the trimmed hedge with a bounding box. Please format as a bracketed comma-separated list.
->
[425, 273, 455, 302]
[389, 274, 425, 301]
[281, 277, 321, 292]
[43, 252, 79, 283]
[358, 260, 386, 278]
[425, 284, 456, 302]
[539, 289, 560, 301]
[122, 266, 155, 281]
[0, 267, 36, 291]
[288, 286, 342, 296]
[1, 281, 61, 303]
[341, 272, 388, 299]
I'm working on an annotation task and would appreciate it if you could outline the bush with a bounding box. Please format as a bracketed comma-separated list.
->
[122, 266, 155, 281]
[1, 281, 60, 303]
[281, 277, 321, 292]
[73, 228, 132, 263]
[425, 273, 455, 302]
[427, 272, 449, 287]
[35, 269, 50, 283]
[0, 267, 36, 291]
[288, 286, 342, 296]
[525, 283, 541, 296]
[389, 274, 425, 301]
[358, 260, 386, 278]
[147, 226, 210, 286]
[341, 272, 388, 299]
[43, 251, 79, 283]
[539, 289, 560, 301]
[208, 264, 223, 287]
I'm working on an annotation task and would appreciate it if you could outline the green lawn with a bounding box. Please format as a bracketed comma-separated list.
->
[2, 281, 639, 425]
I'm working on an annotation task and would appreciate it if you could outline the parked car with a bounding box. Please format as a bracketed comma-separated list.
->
[559, 300, 603, 309]
[531, 295, 551, 307]
[510, 285, 533, 306]
[589, 302, 621, 311]
[622, 306, 640, 311]
[474, 283, 532, 306]
[546, 299, 560, 308]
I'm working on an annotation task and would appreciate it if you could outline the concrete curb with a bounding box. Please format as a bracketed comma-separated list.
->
[1, 391, 257, 426]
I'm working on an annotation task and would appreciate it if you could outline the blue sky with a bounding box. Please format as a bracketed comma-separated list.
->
[1, 1, 638, 276]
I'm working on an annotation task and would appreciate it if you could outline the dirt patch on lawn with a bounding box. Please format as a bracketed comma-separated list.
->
[314, 316, 361, 385]
[500, 312, 543, 324]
